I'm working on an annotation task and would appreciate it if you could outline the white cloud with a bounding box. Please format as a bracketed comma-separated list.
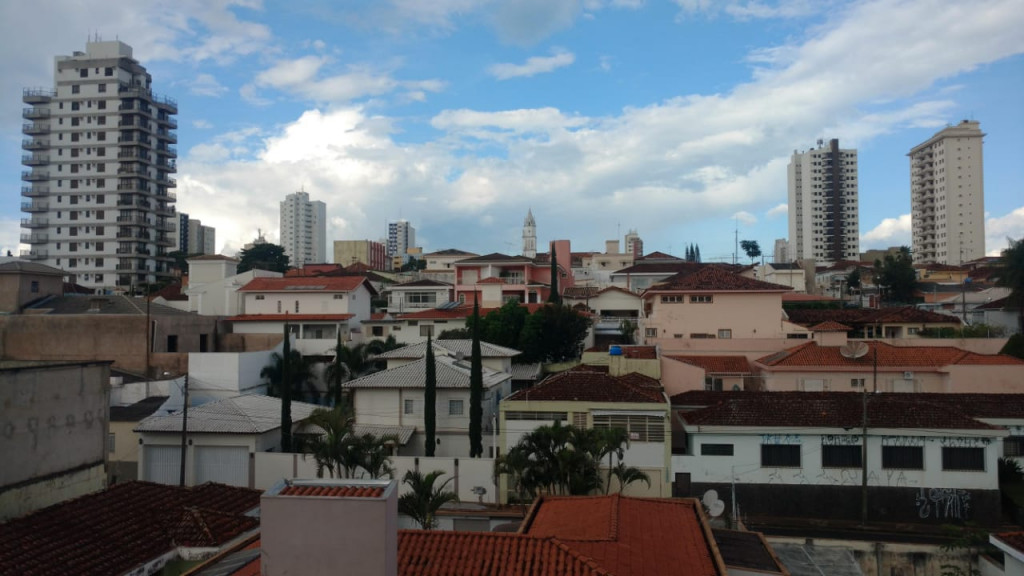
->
[493, 0, 582, 45]
[986, 207, 1024, 255]
[599, 55, 613, 71]
[674, 0, 829, 19]
[246, 56, 445, 104]
[189, 73, 229, 97]
[861, 213, 911, 247]
[0, 218, 24, 259]
[766, 203, 788, 219]
[732, 211, 757, 225]
[488, 49, 576, 80]
[193, 119, 213, 129]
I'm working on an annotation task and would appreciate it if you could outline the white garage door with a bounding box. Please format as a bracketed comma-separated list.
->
[143, 445, 182, 485]
[194, 446, 249, 487]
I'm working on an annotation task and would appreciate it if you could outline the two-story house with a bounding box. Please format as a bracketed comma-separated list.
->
[229, 276, 377, 355]
[421, 248, 478, 284]
[453, 241, 573, 306]
[382, 279, 453, 313]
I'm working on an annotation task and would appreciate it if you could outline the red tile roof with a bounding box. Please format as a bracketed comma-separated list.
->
[399, 531, 609, 576]
[667, 355, 753, 374]
[505, 370, 664, 403]
[238, 276, 372, 292]
[809, 320, 852, 332]
[755, 341, 1024, 369]
[674, 391, 1003, 430]
[619, 345, 658, 359]
[285, 264, 343, 276]
[0, 482, 260, 576]
[613, 261, 702, 275]
[279, 485, 385, 498]
[784, 306, 960, 327]
[782, 293, 836, 302]
[646, 266, 794, 293]
[637, 251, 682, 261]
[994, 532, 1024, 555]
[521, 495, 725, 576]
[228, 313, 355, 322]
[477, 276, 507, 284]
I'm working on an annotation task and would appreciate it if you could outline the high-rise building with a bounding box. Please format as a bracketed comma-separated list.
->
[175, 213, 189, 254]
[387, 220, 415, 261]
[773, 238, 790, 263]
[787, 138, 859, 264]
[186, 219, 216, 255]
[910, 120, 985, 265]
[280, 191, 326, 267]
[20, 40, 178, 290]
[522, 209, 537, 258]
[624, 229, 643, 258]
[334, 240, 387, 270]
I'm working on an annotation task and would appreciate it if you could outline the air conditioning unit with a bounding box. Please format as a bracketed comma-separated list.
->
[903, 371, 914, 380]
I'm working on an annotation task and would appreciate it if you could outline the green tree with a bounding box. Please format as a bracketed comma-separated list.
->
[480, 299, 530, 350]
[548, 242, 561, 304]
[740, 240, 762, 264]
[694, 244, 701, 263]
[518, 304, 591, 364]
[995, 237, 1024, 334]
[438, 327, 472, 339]
[398, 470, 459, 530]
[469, 299, 484, 458]
[846, 268, 862, 293]
[237, 243, 290, 273]
[166, 250, 189, 275]
[260, 347, 317, 401]
[424, 335, 437, 457]
[610, 462, 652, 494]
[306, 406, 354, 478]
[873, 246, 918, 304]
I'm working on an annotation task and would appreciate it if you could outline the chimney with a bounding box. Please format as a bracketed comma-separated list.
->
[606, 240, 620, 254]
[261, 479, 398, 576]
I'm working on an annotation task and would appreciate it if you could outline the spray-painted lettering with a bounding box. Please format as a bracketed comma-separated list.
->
[916, 488, 971, 520]
[761, 434, 801, 445]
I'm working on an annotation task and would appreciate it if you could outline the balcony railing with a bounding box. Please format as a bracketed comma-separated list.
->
[22, 139, 48, 150]
[20, 233, 47, 244]
[19, 250, 48, 260]
[22, 154, 47, 166]
[21, 218, 48, 228]
[21, 186, 48, 197]
[23, 88, 55, 103]
[21, 201, 48, 212]
[22, 123, 50, 135]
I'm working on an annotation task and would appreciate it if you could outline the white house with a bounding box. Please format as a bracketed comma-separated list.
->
[229, 275, 377, 355]
[344, 353, 513, 458]
[671, 391, 1007, 526]
[184, 254, 283, 316]
[372, 339, 520, 373]
[383, 279, 453, 313]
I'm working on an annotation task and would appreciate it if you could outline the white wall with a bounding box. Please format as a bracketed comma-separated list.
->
[242, 284, 373, 323]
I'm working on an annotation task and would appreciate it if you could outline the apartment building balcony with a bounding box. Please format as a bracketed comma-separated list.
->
[116, 215, 151, 226]
[21, 200, 48, 212]
[156, 130, 177, 144]
[21, 217, 47, 228]
[115, 263, 140, 271]
[22, 154, 48, 166]
[22, 138, 48, 151]
[20, 249, 47, 260]
[157, 116, 178, 129]
[23, 88, 55, 104]
[22, 123, 50, 135]
[156, 221, 175, 233]
[156, 145, 177, 156]
[22, 107, 50, 120]
[20, 232, 47, 244]
[117, 148, 152, 160]
[155, 189, 177, 201]
[156, 158, 177, 170]
[21, 186, 47, 198]
[155, 235, 174, 247]
[154, 204, 176, 217]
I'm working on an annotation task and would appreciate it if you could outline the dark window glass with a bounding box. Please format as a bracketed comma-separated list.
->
[822, 445, 862, 468]
[700, 444, 734, 456]
[942, 447, 984, 471]
[882, 446, 924, 470]
[761, 444, 801, 467]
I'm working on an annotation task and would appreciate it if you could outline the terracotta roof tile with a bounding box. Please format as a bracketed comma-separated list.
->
[993, 532, 1024, 555]
[228, 313, 355, 322]
[456, 252, 536, 264]
[238, 276, 371, 292]
[398, 531, 609, 576]
[785, 306, 960, 327]
[647, 266, 793, 293]
[755, 341, 1024, 369]
[675, 392, 1002, 430]
[620, 345, 658, 359]
[0, 482, 260, 576]
[809, 320, 852, 332]
[505, 370, 664, 403]
[279, 485, 385, 498]
[666, 355, 753, 374]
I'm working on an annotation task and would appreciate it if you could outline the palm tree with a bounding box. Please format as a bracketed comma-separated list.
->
[306, 406, 354, 478]
[354, 432, 398, 479]
[398, 470, 459, 530]
[261, 349, 317, 402]
[610, 462, 651, 494]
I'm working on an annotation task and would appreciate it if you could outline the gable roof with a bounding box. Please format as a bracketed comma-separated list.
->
[374, 339, 521, 359]
[809, 320, 853, 332]
[505, 370, 664, 404]
[666, 355, 753, 375]
[637, 251, 681, 261]
[110, 396, 171, 422]
[521, 495, 725, 576]
[612, 261, 702, 276]
[755, 341, 1024, 370]
[674, 391, 1003, 431]
[455, 252, 536, 264]
[135, 395, 320, 434]
[399, 531, 609, 576]
[0, 260, 65, 276]
[238, 276, 374, 294]
[0, 481, 260, 576]
[784, 306, 960, 327]
[344, 354, 510, 390]
[647, 266, 794, 293]
[423, 248, 479, 257]
[25, 295, 196, 316]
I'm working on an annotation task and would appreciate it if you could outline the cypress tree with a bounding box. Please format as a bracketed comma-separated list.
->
[547, 242, 561, 304]
[695, 244, 701, 263]
[281, 319, 293, 452]
[469, 299, 483, 457]
[424, 334, 437, 457]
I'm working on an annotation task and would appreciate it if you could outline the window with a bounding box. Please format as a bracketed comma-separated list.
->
[717, 329, 732, 339]
[72, 84, 81, 93]
[333, 294, 344, 300]
[1005, 437, 1024, 458]
[419, 325, 435, 337]
[822, 445, 862, 468]
[294, 301, 299, 313]
[277, 301, 281, 313]
[95, 258, 103, 267]
[690, 295, 713, 303]
[882, 446, 924, 470]
[97, 100, 106, 110]
[98, 83, 107, 93]
[592, 414, 665, 442]
[69, 242, 78, 252]
[701, 444, 734, 456]
[372, 326, 384, 337]
[704, 377, 723, 391]
[255, 295, 265, 300]
[104, 67, 113, 76]
[167, 335, 178, 353]
[404, 399, 414, 415]
[573, 412, 588, 428]
[71, 102, 80, 111]
[942, 447, 985, 471]
[661, 295, 683, 303]
[449, 400, 464, 416]
[645, 328, 657, 337]
[505, 411, 567, 421]
[850, 378, 865, 388]
[30, 281, 40, 293]
[108, 433, 115, 453]
[761, 444, 801, 467]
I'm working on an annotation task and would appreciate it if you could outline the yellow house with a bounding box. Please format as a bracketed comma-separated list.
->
[498, 368, 671, 503]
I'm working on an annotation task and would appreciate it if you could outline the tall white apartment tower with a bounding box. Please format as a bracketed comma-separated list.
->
[387, 220, 415, 260]
[522, 209, 537, 258]
[624, 229, 643, 258]
[910, 120, 985, 265]
[20, 41, 178, 290]
[787, 138, 860, 264]
[279, 191, 327, 267]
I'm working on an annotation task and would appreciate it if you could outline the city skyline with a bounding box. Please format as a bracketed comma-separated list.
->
[2, 1, 1023, 263]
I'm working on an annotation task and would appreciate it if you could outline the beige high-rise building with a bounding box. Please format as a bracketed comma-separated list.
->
[910, 120, 985, 265]
[787, 139, 860, 265]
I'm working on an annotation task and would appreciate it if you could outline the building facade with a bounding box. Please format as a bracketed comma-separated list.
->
[910, 120, 985, 265]
[387, 220, 415, 263]
[21, 40, 178, 291]
[333, 239, 388, 270]
[787, 138, 859, 264]
[187, 218, 215, 255]
[280, 191, 327, 267]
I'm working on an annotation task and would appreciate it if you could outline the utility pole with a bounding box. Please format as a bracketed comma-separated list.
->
[179, 374, 189, 487]
[861, 344, 877, 525]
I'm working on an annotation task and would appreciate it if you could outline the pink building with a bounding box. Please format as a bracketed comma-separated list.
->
[453, 241, 574, 307]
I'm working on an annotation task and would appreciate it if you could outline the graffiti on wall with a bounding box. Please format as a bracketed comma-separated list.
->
[0, 409, 106, 451]
[761, 434, 801, 445]
[916, 488, 971, 520]
[822, 435, 861, 446]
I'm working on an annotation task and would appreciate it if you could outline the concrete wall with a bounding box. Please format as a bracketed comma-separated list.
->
[242, 284, 373, 324]
[769, 536, 975, 576]
[0, 362, 110, 520]
[761, 368, 949, 393]
[0, 272, 64, 313]
[644, 293, 789, 340]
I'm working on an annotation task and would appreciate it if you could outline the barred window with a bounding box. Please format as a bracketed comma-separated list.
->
[505, 411, 567, 422]
[882, 446, 924, 470]
[761, 444, 801, 467]
[822, 445, 862, 468]
[572, 412, 588, 429]
[592, 414, 665, 442]
[690, 295, 713, 303]
[700, 443, 733, 456]
[942, 447, 985, 471]
[1005, 437, 1024, 458]
[661, 295, 683, 303]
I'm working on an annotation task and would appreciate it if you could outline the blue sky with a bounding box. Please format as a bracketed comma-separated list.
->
[1, 0, 1022, 263]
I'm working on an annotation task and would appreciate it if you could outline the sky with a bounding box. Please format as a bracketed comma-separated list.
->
[1, 0, 1023, 264]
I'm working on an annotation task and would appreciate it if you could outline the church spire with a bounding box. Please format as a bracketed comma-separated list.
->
[522, 208, 537, 258]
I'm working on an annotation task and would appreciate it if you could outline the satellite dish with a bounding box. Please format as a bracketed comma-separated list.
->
[702, 490, 719, 508]
[708, 500, 726, 518]
[840, 341, 869, 359]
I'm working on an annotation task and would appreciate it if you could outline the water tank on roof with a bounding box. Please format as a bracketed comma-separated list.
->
[609, 345, 623, 356]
